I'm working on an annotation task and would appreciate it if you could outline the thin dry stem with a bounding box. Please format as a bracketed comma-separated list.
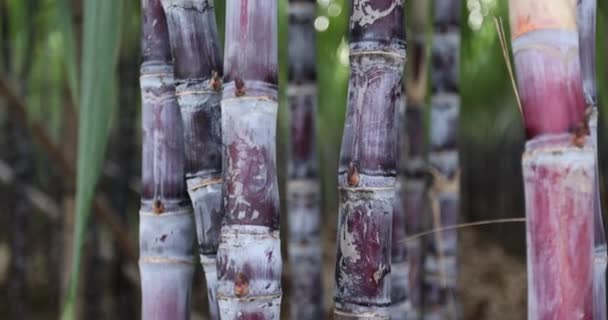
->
[494, 16, 523, 119]
[403, 218, 526, 244]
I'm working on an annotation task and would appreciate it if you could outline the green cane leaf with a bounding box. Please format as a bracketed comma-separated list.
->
[60, 0, 123, 319]
[55, 0, 79, 103]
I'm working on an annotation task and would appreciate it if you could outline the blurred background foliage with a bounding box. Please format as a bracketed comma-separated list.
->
[1, 0, 608, 319]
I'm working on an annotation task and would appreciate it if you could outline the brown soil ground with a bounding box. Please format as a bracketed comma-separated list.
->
[459, 230, 526, 320]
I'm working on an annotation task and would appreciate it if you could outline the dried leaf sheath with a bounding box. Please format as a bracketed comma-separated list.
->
[510, 1, 593, 319]
[139, 1, 194, 319]
[287, 0, 323, 319]
[160, 1, 224, 318]
[424, 0, 461, 318]
[334, 1, 406, 319]
[216, 1, 283, 319]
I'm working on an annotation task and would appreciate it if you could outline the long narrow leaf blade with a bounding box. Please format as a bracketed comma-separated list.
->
[55, 0, 80, 103]
[60, 0, 123, 319]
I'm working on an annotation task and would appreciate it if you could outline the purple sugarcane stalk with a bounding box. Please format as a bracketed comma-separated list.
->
[391, 94, 420, 320]
[577, 1, 607, 319]
[287, 0, 323, 319]
[424, 0, 461, 318]
[334, 1, 406, 319]
[400, 102, 427, 320]
[510, 1, 594, 318]
[159, 1, 224, 318]
[392, 94, 410, 320]
[392, 34, 430, 320]
[399, 2, 431, 317]
[216, 1, 283, 319]
[139, 1, 195, 319]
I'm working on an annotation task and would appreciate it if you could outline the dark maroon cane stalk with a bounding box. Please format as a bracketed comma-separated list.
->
[334, 1, 406, 319]
[160, 1, 224, 318]
[215, 1, 283, 319]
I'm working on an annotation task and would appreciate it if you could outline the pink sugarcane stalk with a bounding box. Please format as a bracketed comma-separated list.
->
[159, 1, 224, 318]
[334, 1, 406, 319]
[216, 1, 283, 319]
[522, 135, 594, 319]
[510, 1, 594, 318]
[139, 1, 195, 319]
[577, 1, 607, 319]
[287, 0, 323, 319]
[423, 0, 461, 318]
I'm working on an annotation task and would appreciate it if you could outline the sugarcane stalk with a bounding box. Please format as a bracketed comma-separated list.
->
[287, 0, 323, 319]
[215, 1, 283, 319]
[396, 1, 431, 318]
[401, 179, 426, 319]
[391, 95, 415, 320]
[523, 134, 594, 319]
[423, 0, 461, 318]
[510, 2, 585, 137]
[334, 1, 406, 319]
[159, 1, 224, 318]
[576, 1, 607, 319]
[392, 36, 429, 320]
[139, 1, 195, 319]
[510, 1, 593, 318]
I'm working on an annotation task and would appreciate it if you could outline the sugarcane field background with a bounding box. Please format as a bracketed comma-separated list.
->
[2, 0, 608, 319]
